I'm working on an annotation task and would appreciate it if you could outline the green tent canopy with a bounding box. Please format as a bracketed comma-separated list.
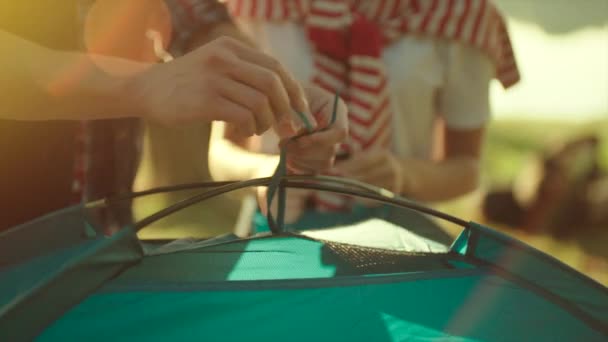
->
[1, 176, 606, 341]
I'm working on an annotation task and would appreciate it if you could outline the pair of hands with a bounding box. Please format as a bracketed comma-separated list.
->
[129, 36, 348, 173]
[130, 34, 402, 199]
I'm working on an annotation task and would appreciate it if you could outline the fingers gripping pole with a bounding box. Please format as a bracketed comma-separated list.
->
[266, 93, 340, 234]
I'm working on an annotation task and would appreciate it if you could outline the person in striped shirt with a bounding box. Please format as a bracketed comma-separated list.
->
[208, 0, 521, 233]
[135, 0, 520, 237]
[230, 0, 519, 195]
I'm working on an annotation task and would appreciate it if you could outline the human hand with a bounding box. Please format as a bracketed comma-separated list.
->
[253, 161, 311, 224]
[334, 149, 404, 193]
[282, 86, 349, 174]
[129, 36, 315, 134]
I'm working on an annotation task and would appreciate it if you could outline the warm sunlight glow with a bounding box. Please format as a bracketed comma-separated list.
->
[84, 0, 172, 64]
[491, 19, 608, 121]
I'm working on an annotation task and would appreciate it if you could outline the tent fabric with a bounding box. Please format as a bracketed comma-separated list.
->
[465, 223, 608, 327]
[301, 218, 449, 253]
[102, 235, 451, 286]
[0, 225, 142, 341]
[0, 205, 144, 341]
[38, 273, 604, 342]
[31, 230, 608, 341]
[1, 200, 607, 341]
[0, 206, 93, 267]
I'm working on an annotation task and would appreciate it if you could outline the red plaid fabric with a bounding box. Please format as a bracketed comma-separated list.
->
[226, 0, 520, 211]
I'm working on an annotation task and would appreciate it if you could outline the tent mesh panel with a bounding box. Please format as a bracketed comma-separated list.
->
[321, 240, 450, 274]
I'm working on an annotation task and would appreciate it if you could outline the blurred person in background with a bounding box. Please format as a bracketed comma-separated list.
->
[211, 0, 522, 236]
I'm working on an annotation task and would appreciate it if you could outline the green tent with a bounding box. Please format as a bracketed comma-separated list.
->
[1, 176, 607, 341]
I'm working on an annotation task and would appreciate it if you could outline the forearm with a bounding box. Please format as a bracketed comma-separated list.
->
[400, 156, 481, 202]
[0, 30, 148, 121]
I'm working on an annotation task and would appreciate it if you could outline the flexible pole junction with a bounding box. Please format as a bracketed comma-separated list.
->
[265, 93, 340, 234]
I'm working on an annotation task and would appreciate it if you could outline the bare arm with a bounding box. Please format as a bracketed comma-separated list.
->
[336, 123, 484, 203]
[0, 30, 147, 121]
[399, 40, 492, 202]
[1, 27, 307, 133]
[336, 41, 492, 202]
[399, 125, 484, 202]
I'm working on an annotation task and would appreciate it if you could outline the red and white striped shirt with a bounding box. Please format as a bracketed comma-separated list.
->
[224, 0, 520, 210]
[226, 0, 519, 87]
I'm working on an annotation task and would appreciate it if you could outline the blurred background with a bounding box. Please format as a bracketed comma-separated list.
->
[438, 0, 608, 284]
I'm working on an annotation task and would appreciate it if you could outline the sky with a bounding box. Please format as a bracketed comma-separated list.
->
[490, 3, 608, 121]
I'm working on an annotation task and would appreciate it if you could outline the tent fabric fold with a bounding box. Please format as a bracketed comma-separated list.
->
[0, 207, 143, 341]
[1, 186, 606, 341]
